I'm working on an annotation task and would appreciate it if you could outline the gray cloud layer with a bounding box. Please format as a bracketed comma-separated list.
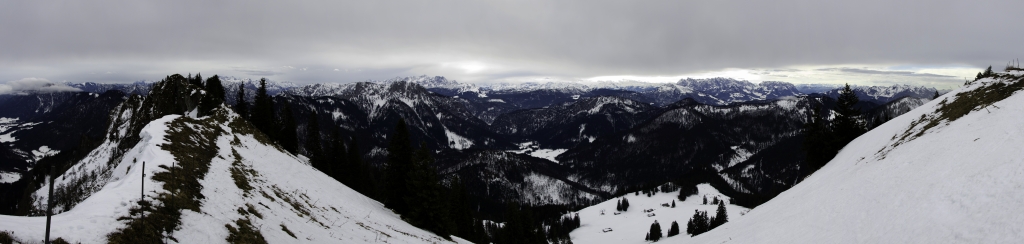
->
[2, 1, 1023, 84]
[0, 78, 82, 95]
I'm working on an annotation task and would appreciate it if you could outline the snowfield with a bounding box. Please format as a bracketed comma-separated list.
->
[0, 110, 466, 243]
[677, 76, 1024, 243]
[570, 184, 749, 244]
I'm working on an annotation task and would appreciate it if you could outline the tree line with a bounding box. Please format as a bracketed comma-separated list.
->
[803, 84, 867, 175]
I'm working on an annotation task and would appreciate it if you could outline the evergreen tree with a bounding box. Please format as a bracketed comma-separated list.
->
[198, 75, 225, 116]
[305, 112, 323, 171]
[712, 200, 728, 228]
[686, 217, 694, 236]
[831, 84, 864, 141]
[448, 177, 485, 243]
[671, 200, 675, 208]
[621, 197, 629, 211]
[235, 83, 248, 118]
[385, 119, 413, 214]
[803, 84, 866, 176]
[687, 210, 711, 236]
[329, 129, 347, 180]
[190, 73, 203, 88]
[277, 100, 298, 154]
[616, 199, 622, 211]
[648, 221, 662, 241]
[573, 213, 580, 228]
[497, 204, 544, 244]
[832, 84, 866, 153]
[403, 142, 453, 237]
[347, 138, 368, 195]
[803, 103, 835, 173]
[667, 221, 680, 237]
[933, 90, 941, 99]
[251, 78, 276, 138]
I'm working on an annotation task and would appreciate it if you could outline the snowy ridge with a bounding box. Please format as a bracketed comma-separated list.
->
[682, 73, 1024, 243]
[0, 107, 463, 243]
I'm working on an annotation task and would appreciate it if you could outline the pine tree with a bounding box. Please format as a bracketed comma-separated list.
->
[803, 103, 835, 173]
[703, 196, 707, 205]
[616, 199, 622, 211]
[688, 210, 712, 236]
[712, 200, 728, 228]
[403, 142, 452, 237]
[199, 75, 225, 116]
[671, 200, 675, 208]
[305, 112, 323, 171]
[686, 217, 694, 236]
[385, 119, 413, 214]
[251, 78, 276, 138]
[329, 129, 347, 180]
[277, 100, 298, 154]
[347, 138, 367, 195]
[621, 198, 629, 211]
[498, 204, 544, 244]
[667, 221, 680, 237]
[448, 177, 483, 242]
[235, 83, 248, 118]
[190, 73, 203, 88]
[833, 84, 866, 153]
[933, 90, 941, 99]
[648, 220, 662, 241]
[573, 213, 580, 228]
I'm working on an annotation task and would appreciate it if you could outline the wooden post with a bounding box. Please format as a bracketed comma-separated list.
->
[44, 165, 54, 244]
[141, 161, 146, 201]
[141, 161, 146, 229]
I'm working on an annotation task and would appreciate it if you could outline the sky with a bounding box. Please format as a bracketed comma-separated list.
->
[2, 0, 1024, 90]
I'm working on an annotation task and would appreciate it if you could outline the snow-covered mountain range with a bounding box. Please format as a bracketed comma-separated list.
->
[572, 70, 1024, 243]
[0, 72, 957, 243]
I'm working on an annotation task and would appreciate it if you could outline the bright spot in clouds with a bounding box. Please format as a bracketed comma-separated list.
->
[444, 61, 488, 74]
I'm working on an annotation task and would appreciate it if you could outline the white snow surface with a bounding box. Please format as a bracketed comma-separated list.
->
[444, 127, 474, 149]
[676, 76, 1024, 243]
[569, 184, 749, 244]
[0, 171, 20, 183]
[31, 145, 59, 162]
[0, 112, 465, 243]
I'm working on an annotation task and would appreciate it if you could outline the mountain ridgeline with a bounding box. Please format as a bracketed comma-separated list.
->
[0, 74, 941, 243]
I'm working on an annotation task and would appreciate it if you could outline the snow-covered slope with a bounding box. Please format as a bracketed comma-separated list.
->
[0, 107, 462, 243]
[569, 184, 749, 244]
[670, 73, 1024, 243]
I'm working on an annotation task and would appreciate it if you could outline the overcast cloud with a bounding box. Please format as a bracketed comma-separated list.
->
[1, 0, 1022, 88]
[0, 78, 82, 95]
